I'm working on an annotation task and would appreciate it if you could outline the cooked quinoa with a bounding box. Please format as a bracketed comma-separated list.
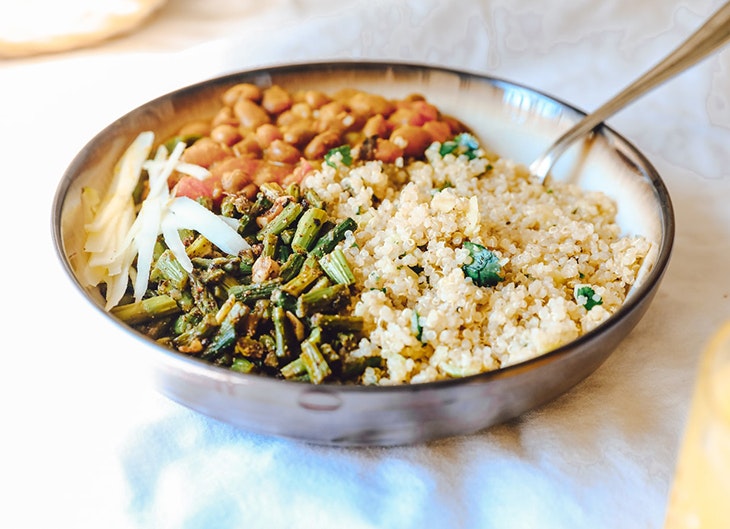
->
[301, 143, 651, 385]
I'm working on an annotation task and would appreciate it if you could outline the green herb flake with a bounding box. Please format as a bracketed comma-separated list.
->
[438, 133, 480, 160]
[411, 310, 424, 342]
[461, 241, 503, 287]
[575, 285, 603, 310]
[325, 145, 353, 168]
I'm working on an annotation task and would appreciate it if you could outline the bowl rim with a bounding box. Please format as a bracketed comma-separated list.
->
[51, 59, 675, 394]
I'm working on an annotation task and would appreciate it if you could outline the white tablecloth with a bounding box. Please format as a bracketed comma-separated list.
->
[2, 1, 729, 527]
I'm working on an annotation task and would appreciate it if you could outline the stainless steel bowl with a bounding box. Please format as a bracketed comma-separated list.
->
[51, 61, 674, 446]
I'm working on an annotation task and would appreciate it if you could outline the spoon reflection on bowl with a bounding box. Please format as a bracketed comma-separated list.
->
[530, 0, 730, 184]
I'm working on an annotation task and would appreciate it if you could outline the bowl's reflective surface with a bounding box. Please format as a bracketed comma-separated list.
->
[52, 62, 674, 446]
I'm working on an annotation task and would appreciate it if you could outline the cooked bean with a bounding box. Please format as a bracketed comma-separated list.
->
[179, 137, 230, 168]
[289, 102, 313, 120]
[362, 114, 391, 139]
[262, 85, 293, 115]
[332, 87, 360, 102]
[267, 139, 302, 164]
[233, 134, 263, 158]
[302, 90, 331, 109]
[374, 138, 404, 163]
[388, 107, 417, 127]
[222, 83, 262, 106]
[210, 124, 243, 146]
[234, 99, 271, 129]
[422, 120, 451, 143]
[304, 130, 342, 159]
[220, 168, 253, 194]
[240, 183, 259, 200]
[282, 120, 317, 148]
[316, 101, 347, 130]
[348, 92, 395, 118]
[276, 109, 301, 127]
[212, 106, 239, 127]
[390, 125, 433, 158]
[209, 155, 259, 177]
[255, 123, 283, 148]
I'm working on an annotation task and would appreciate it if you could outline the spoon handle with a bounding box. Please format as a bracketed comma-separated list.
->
[530, 1, 730, 182]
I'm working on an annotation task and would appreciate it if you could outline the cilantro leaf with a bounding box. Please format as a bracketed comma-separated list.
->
[462, 241, 503, 287]
[325, 145, 353, 168]
[575, 285, 603, 310]
[438, 133, 480, 160]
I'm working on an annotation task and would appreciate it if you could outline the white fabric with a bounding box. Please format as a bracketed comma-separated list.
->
[2, 0, 729, 527]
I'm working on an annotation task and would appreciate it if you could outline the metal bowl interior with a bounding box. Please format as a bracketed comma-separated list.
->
[52, 61, 674, 446]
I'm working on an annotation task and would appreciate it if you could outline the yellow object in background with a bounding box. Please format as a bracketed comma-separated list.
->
[665, 322, 730, 528]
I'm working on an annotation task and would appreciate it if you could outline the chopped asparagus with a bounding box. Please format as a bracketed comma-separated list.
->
[256, 200, 304, 241]
[318, 247, 355, 285]
[150, 249, 188, 290]
[296, 283, 350, 318]
[309, 217, 357, 258]
[281, 255, 323, 297]
[300, 339, 332, 384]
[111, 294, 181, 325]
[229, 279, 281, 305]
[291, 207, 328, 253]
[202, 301, 250, 360]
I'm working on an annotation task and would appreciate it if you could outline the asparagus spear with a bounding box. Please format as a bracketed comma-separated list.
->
[271, 305, 291, 361]
[229, 279, 281, 305]
[295, 283, 350, 318]
[256, 201, 303, 241]
[291, 207, 328, 253]
[310, 313, 364, 332]
[150, 249, 188, 290]
[280, 357, 307, 380]
[281, 255, 323, 297]
[309, 217, 357, 258]
[318, 247, 355, 285]
[300, 339, 332, 384]
[202, 301, 250, 361]
[230, 357, 256, 374]
[111, 294, 181, 325]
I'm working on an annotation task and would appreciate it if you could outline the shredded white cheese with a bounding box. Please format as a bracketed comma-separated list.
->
[81, 132, 250, 310]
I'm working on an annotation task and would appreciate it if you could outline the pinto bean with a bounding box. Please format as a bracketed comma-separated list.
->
[304, 130, 342, 159]
[266, 139, 302, 164]
[362, 114, 391, 139]
[212, 106, 239, 127]
[255, 123, 283, 148]
[234, 99, 271, 129]
[302, 90, 331, 109]
[179, 137, 230, 168]
[240, 183, 259, 200]
[289, 102, 313, 119]
[233, 134, 263, 158]
[261, 85, 293, 115]
[390, 125, 433, 158]
[316, 101, 347, 130]
[222, 83, 262, 106]
[210, 124, 243, 146]
[209, 156, 261, 181]
[422, 120, 451, 143]
[374, 138, 404, 163]
[282, 119, 317, 148]
[220, 168, 253, 194]
[348, 92, 395, 118]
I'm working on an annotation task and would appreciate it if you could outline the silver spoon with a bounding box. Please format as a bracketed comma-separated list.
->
[530, 1, 730, 183]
